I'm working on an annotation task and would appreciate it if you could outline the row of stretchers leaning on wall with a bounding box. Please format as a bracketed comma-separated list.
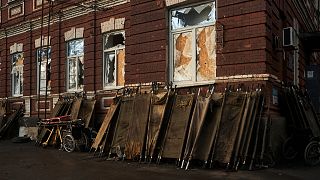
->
[5, 83, 320, 171]
[90, 84, 320, 170]
[33, 84, 271, 171]
[89, 84, 275, 171]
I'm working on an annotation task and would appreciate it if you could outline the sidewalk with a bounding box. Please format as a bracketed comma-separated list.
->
[0, 140, 318, 180]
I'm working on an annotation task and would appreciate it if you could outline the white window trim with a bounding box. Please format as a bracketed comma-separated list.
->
[169, 1, 216, 86]
[103, 31, 125, 89]
[36, 46, 51, 95]
[66, 39, 84, 92]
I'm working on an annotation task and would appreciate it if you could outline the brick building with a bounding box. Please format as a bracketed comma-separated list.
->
[0, 0, 319, 122]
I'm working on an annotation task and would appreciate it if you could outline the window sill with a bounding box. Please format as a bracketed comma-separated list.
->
[11, 94, 23, 98]
[103, 86, 124, 90]
[173, 80, 216, 89]
[66, 89, 84, 93]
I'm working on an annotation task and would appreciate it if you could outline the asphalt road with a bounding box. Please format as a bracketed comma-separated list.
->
[0, 140, 319, 180]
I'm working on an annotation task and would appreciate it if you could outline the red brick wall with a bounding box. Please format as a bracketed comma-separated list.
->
[126, 0, 167, 84]
[266, 0, 320, 87]
[0, 0, 319, 118]
[217, 0, 268, 77]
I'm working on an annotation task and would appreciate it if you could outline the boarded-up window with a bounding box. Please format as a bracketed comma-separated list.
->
[170, 1, 216, 84]
[11, 52, 24, 96]
[103, 32, 125, 87]
[67, 39, 84, 91]
[37, 47, 51, 95]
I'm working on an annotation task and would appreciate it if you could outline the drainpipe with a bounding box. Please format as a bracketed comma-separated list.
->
[5, 29, 8, 98]
[58, 12, 62, 95]
[29, 22, 33, 116]
[38, 0, 45, 118]
[44, 1, 53, 119]
[93, 0, 97, 93]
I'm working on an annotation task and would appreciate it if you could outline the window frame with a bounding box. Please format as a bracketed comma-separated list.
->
[102, 31, 125, 89]
[66, 38, 84, 92]
[11, 52, 24, 97]
[169, 0, 217, 86]
[36, 46, 51, 95]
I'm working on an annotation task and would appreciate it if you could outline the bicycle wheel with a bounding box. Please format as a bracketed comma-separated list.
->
[304, 141, 320, 166]
[76, 133, 89, 151]
[282, 137, 298, 160]
[63, 134, 76, 153]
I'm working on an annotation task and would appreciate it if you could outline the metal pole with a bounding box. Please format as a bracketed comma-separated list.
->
[44, 0, 53, 119]
[38, 0, 45, 119]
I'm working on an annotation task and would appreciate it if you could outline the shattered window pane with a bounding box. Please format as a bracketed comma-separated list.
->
[170, 1, 217, 84]
[67, 39, 84, 91]
[68, 39, 84, 56]
[11, 52, 24, 95]
[105, 33, 125, 49]
[171, 1, 216, 30]
[78, 56, 84, 89]
[173, 32, 193, 82]
[37, 47, 51, 94]
[68, 57, 77, 90]
[196, 26, 216, 81]
[103, 31, 125, 87]
[104, 52, 116, 86]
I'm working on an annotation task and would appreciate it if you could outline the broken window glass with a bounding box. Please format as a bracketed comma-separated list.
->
[105, 33, 125, 49]
[68, 39, 84, 56]
[170, 1, 217, 84]
[11, 52, 24, 96]
[67, 39, 84, 91]
[104, 52, 116, 85]
[171, 1, 216, 30]
[103, 32, 125, 87]
[173, 32, 193, 82]
[37, 47, 51, 95]
[196, 26, 216, 81]
[68, 57, 77, 89]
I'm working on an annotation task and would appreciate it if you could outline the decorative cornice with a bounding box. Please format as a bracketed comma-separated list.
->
[0, 0, 128, 39]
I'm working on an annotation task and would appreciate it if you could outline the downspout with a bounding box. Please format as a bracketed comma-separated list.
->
[93, 1, 97, 93]
[29, 22, 33, 116]
[5, 29, 8, 98]
[58, 12, 62, 94]
[38, 0, 45, 118]
[44, 1, 53, 119]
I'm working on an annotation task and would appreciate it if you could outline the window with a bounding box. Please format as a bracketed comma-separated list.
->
[103, 31, 125, 87]
[170, 1, 216, 84]
[33, 0, 48, 10]
[11, 52, 23, 96]
[67, 39, 84, 91]
[37, 47, 51, 95]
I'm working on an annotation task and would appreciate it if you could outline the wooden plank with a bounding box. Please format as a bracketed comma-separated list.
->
[91, 100, 120, 150]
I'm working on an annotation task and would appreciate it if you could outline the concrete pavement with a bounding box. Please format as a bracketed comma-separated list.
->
[0, 140, 318, 180]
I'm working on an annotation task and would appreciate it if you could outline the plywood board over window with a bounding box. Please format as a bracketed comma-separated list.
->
[170, 1, 216, 85]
